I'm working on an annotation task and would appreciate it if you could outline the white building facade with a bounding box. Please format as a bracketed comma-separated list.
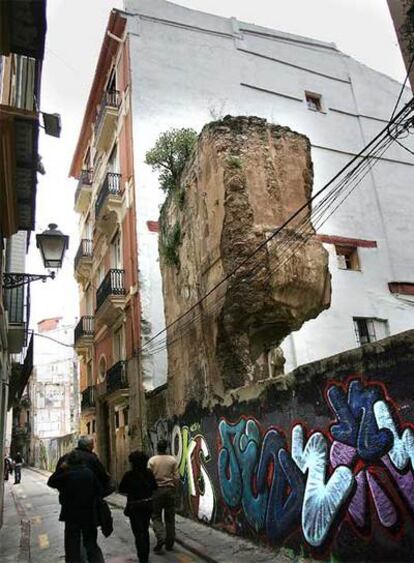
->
[119, 0, 414, 377]
[31, 318, 79, 440]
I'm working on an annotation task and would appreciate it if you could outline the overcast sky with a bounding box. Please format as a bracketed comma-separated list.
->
[28, 0, 407, 329]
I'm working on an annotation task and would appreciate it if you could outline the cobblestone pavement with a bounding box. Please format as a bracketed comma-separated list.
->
[0, 468, 315, 563]
[0, 468, 200, 562]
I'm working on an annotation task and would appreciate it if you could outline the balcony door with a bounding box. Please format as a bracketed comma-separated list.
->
[85, 285, 93, 316]
[107, 143, 119, 174]
[111, 232, 122, 270]
[113, 325, 124, 363]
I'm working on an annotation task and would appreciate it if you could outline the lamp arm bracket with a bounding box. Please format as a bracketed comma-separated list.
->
[2, 272, 55, 290]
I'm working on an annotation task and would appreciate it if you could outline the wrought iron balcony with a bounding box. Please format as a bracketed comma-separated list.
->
[94, 90, 120, 151]
[74, 169, 93, 213]
[74, 238, 93, 268]
[106, 361, 128, 394]
[81, 386, 96, 411]
[74, 316, 94, 342]
[74, 239, 93, 283]
[95, 172, 122, 219]
[96, 269, 126, 313]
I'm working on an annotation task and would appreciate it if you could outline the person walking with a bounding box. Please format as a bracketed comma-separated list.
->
[55, 436, 114, 557]
[48, 449, 105, 563]
[13, 452, 24, 484]
[148, 439, 179, 553]
[119, 451, 158, 563]
[3, 453, 12, 481]
[56, 437, 112, 495]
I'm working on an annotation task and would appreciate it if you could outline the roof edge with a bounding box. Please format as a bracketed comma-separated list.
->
[69, 9, 126, 179]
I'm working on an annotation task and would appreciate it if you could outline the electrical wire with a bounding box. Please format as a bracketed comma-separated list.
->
[142, 137, 394, 358]
[140, 118, 408, 356]
[137, 98, 414, 357]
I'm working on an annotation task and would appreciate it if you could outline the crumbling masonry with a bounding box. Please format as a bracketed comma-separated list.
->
[159, 116, 331, 415]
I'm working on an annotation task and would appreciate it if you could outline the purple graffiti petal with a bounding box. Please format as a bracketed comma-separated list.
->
[348, 470, 367, 528]
[330, 441, 357, 468]
[382, 455, 414, 513]
[367, 471, 397, 527]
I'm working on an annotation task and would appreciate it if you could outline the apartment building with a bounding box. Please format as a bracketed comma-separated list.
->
[0, 0, 46, 524]
[29, 317, 79, 467]
[71, 0, 414, 477]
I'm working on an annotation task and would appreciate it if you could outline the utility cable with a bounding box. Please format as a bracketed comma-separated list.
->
[140, 101, 412, 352]
[142, 132, 396, 357]
[138, 102, 413, 357]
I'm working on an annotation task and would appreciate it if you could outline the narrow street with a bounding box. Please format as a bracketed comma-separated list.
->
[0, 468, 199, 563]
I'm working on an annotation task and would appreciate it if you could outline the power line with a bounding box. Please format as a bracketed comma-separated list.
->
[29, 330, 74, 349]
[137, 97, 414, 358]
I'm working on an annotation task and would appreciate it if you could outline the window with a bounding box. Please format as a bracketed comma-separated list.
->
[305, 92, 322, 112]
[108, 143, 119, 173]
[123, 408, 129, 427]
[335, 245, 360, 271]
[115, 411, 120, 429]
[86, 422, 91, 435]
[84, 147, 92, 170]
[113, 325, 124, 363]
[353, 318, 389, 346]
[92, 419, 96, 434]
[111, 231, 122, 269]
[107, 67, 116, 92]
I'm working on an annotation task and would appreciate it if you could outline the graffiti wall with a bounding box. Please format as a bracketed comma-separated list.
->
[146, 331, 414, 561]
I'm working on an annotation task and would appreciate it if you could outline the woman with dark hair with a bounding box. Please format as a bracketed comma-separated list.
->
[119, 451, 158, 563]
[48, 449, 104, 563]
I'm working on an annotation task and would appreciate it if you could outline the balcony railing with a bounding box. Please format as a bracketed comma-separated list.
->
[106, 361, 128, 394]
[94, 89, 120, 138]
[74, 239, 93, 271]
[74, 169, 93, 206]
[81, 386, 96, 410]
[96, 269, 126, 312]
[95, 172, 122, 218]
[74, 316, 95, 343]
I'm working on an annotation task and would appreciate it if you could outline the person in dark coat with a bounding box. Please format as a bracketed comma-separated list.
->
[119, 451, 158, 563]
[56, 437, 112, 496]
[48, 449, 105, 563]
[13, 452, 24, 484]
[3, 454, 12, 481]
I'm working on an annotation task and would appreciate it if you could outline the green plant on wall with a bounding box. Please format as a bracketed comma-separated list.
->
[160, 221, 182, 267]
[145, 128, 197, 194]
[147, 127, 197, 267]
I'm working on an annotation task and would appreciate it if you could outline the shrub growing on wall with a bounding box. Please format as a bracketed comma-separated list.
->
[146, 127, 197, 268]
[145, 128, 197, 194]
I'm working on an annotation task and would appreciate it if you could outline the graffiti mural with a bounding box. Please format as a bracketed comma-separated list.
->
[172, 424, 215, 523]
[149, 377, 414, 559]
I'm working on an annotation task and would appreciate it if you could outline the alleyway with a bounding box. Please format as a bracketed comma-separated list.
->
[0, 468, 199, 562]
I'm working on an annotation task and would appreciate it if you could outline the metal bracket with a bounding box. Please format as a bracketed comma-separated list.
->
[2, 271, 55, 289]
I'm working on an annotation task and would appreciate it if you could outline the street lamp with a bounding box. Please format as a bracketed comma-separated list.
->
[36, 223, 69, 269]
[2, 224, 69, 290]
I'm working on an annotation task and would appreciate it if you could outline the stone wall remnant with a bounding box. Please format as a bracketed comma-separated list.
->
[159, 116, 331, 415]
